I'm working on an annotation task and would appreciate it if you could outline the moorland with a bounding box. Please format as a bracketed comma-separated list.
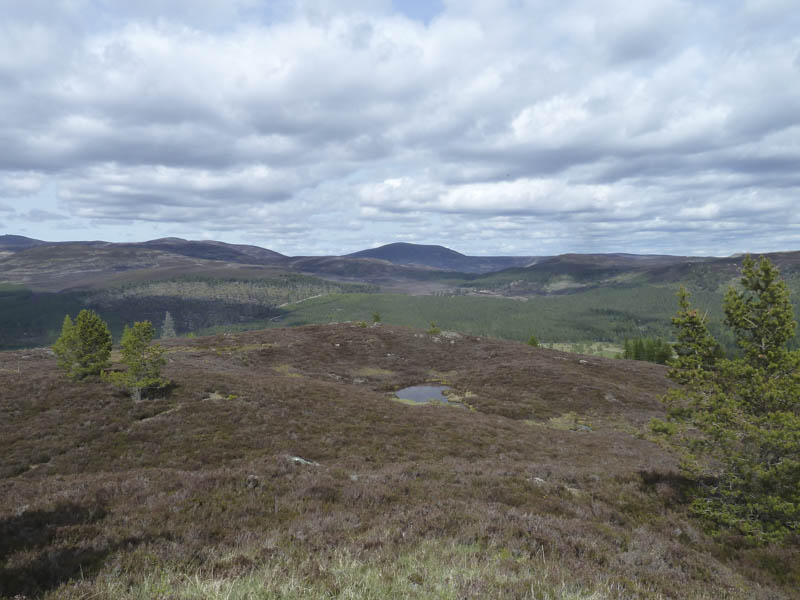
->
[2, 235, 799, 598]
[2, 322, 799, 598]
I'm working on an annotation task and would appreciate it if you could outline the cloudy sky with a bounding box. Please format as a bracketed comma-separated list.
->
[1, 0, 799, 257]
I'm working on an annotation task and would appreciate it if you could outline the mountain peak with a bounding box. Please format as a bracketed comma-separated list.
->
[347, 242, 465, 262]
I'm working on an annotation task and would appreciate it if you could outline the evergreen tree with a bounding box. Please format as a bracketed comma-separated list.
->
[161, 311, 177, 339]
[104, 321, 168, 401]
[661, 257, 800, 541]
[724, 255, 796, 374]
[52, 309, 112, 380]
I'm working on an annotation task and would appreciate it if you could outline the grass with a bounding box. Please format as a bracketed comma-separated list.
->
[1, 323, 797, 598]
[52, 539, 676, 599]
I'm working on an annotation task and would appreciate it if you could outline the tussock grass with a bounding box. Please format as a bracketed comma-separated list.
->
[52, 540, 667, 599]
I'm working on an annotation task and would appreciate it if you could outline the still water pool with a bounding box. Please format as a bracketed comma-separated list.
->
[395, 384, 452, 404]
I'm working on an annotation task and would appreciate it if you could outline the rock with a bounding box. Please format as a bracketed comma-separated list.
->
[440, 331, 462, 339]
[287, 455, 321, 467]
[245, 475, 260, 488]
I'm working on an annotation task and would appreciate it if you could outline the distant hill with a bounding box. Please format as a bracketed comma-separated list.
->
[2, 234, 799, 298]
[0, 234, 49, 252]
[347, 242, 535, 273]
[140, 237, 286, 264]
[464, 251, 800, 296]
[0, 238, 291, 291]
[287, 255, 447, 282]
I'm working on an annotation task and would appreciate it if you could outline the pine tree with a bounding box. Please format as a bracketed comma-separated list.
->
[724, 255, 796, 376]
[668, 287, 720, 384]
[52, 310, 112, 380]
[104, 321, 168, 401]
[661, 257, 800, 541]
[161, 311, 177, 339]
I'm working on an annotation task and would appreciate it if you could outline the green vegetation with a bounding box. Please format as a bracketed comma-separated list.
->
[0, 287, 86, 349]
[90, 273, 375, 307]
[622, 337, 674, 364]
[248, 286, 720, 345]
[3, 263, 799, 356]
[0, 275, 377, 350]
[527, 334, 539, 347]
[52, 309, 112, 380]
[661, 256, 800, 541]
[103, 321, 169, 401]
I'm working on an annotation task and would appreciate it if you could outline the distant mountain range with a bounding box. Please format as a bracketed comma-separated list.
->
[0, 236, 529, 274]
[2, 234, 799, 296]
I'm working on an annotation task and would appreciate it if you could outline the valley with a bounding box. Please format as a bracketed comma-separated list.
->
[2, 235, 800, 354]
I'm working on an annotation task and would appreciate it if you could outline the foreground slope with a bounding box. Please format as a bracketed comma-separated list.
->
[1, 324, 796, 599]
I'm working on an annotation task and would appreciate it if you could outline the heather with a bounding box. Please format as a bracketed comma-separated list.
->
[1, 324, 797, 598]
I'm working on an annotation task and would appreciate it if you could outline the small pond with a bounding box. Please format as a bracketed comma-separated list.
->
[395, 384, 453, 404]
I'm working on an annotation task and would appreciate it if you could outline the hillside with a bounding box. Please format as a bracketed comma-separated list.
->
[2, 236, 800, 355]
[0, 240, 465, 293]
[0, 235, 49, 252]
[465, 251, 800, 296]
[0, 239, 294, 292]
[1, 324, 797, 598]
[139, 237, 287, 264]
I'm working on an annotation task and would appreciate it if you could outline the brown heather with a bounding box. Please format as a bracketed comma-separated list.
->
[1, 324, 797, 598]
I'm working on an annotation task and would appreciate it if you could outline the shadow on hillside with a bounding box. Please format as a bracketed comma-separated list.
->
[0, 502, 145, 598]
[639, 469, 706, 505]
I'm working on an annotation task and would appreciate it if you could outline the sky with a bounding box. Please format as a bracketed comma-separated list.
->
[1, 0, 799, 257]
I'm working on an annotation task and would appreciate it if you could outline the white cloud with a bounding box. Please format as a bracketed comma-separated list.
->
[1, 0, 799, 256]
[0, 172, 45, 198]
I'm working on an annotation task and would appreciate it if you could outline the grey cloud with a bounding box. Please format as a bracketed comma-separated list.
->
[2, 1, 800, 256]
[15, 209, 69, 221]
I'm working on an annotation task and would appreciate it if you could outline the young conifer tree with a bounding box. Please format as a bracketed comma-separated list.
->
[661, 256, 800, 541]
[104, 321, 168, 401]
[52, 309, 112, 380]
